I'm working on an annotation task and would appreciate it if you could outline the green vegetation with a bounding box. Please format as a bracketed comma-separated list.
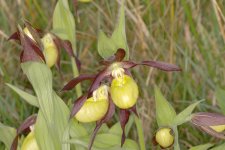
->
[1, 0, 225, 149]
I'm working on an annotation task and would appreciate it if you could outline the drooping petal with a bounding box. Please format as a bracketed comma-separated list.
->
[53, 36, 81, 70]
[88, 96, 115, 150]
[87, 68, 111, 96]
[119, 109, 130, 147]
[120, 60, 181, 72]
[10, 115, 37, 150]
[61, 74, 96, 91]
[140, 61, 181, 71]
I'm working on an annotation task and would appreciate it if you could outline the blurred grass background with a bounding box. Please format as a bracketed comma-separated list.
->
[1, 0, 225, 149]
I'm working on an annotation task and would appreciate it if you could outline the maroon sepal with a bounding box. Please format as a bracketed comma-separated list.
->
[20, 32, 45, 63]
[8, 31, 20, 41]
[120, 60, 181, 72]
[53, 36, 81, 71]
[10, 114, 37, 150]
[129, 105, 138, 117]
[88, 96, 115, 150]
[140, 61, 181, 71]
[87, 68, 111, 95]
[119, 109, 130, 147]
[61, 74, 96, 91]
[101, 48, 126, 65]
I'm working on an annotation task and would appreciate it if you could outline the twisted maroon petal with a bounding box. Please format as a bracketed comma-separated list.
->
[119, 109, 130, 147]
[61, 74, 96, 91]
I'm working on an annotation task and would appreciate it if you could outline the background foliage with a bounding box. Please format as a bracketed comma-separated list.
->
[1, 0, 225, 149]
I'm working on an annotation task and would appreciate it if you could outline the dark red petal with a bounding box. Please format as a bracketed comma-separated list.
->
[8, 31, 20, 41]
[10, 115, 37, 150]
[53, 36, 75, 57]
[119, 61, 137, 69]
[88, 96, 115, 150]
[129, 105, 138, 117]
[70, 95, 88, 119]
[87, 68, 111, 96]
[101, 49, 126, 65]
[191, 112, 225, 126]
[115, 48, 126, 61]
[62, 74, 96, 91]
[119, 109, 130, 147]
[20, 32, 41, 62]
[20, 30, 45, 63]
[140, 61, 181, 71]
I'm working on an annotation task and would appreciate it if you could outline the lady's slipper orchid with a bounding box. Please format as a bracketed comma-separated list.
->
[9, 22, 80, 70]
[62, 48, 181, 149]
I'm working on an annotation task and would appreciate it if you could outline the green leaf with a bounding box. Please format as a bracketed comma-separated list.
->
[52, 0, 76, 52]
[190, 143, 214, 150]
[6, 83, 39, 107]
[68, 133, 139, 150]
[216, 88, 225, 115]
[0, 123, 16, 150]
[211, 143, 225, 150]
[21, 62, 87, 150]
[154, 86, 176, 126]
[173, 100, 204, 126]
[97, 1, 129, 59]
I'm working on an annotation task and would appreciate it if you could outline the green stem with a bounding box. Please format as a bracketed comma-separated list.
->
[71, 58, 82, 97]
[134, 115, 146, 150]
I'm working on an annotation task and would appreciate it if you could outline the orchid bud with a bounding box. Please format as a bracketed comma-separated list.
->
[154, 127, 174, 149]
[191, 112, 225, 139]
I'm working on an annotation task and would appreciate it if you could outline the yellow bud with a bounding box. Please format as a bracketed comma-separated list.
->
[21, 131, 39, 150]
[23, 27, 34, 41]
[41, 34, 58, 68]
[210, 125, 225, 132]
[155, 128, 174, 148]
